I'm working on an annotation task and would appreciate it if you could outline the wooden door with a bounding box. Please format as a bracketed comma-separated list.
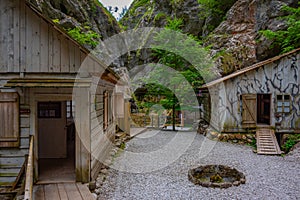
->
[38, 102, 67, 158]
[242, 94, 257, 128]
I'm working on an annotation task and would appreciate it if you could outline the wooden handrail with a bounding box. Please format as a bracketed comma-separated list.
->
[24, 135, 34, 200]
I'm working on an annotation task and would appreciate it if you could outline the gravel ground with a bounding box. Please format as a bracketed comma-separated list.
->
[98, 130, 300, 200]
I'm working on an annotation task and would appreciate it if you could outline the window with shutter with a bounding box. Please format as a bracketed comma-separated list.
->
[0, 92, 19, 147]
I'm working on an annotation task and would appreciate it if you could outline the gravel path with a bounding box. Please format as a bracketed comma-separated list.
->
[98, 130, 300, 200]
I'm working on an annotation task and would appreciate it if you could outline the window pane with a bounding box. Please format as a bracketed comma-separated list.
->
[284, 95, 290, 100]
[284, 102, 290, 106]
[277, 107, 282, 112]
[284, 107, 290, 113]
[277, 95, 283, 100]
[277, 102, 283, 106]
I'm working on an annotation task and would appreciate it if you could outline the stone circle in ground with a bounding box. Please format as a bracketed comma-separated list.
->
[188, 165, 246, 188]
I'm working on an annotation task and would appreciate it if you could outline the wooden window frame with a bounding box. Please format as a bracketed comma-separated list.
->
[38, 102, 61, 118]
[276, 94, 291, 114]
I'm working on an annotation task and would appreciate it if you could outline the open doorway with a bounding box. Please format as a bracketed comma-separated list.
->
[257, 94, 271, 125]
[37, 101, 76, 183]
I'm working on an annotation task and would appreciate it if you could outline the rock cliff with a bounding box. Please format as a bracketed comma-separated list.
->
[121, 0, 298, 76]
[208, 0, 298, 75]
[121, 0, 236, 38]
[28, 0, 120, 42]
[28, 0, 299, 76]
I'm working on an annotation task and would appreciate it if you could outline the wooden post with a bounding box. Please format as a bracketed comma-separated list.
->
[74, 87, 91, 183]
[181, 111, 184, 127]
[24, 135, 34, 200]
[172, 99, 176, 131]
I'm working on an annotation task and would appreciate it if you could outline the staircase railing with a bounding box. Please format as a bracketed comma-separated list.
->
[24, 135, 34, 200]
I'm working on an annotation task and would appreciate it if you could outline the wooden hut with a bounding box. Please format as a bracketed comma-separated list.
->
[200, 48, 300, 154]
[0, 0, 127, 186]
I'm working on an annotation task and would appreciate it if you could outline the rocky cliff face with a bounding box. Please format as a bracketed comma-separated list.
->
[121, 0, 236, 38]
[208, 0, 298, 75]
[121, 0, 298, 76]
[29, 0, 120, 42]
[29, 0, 298, 76]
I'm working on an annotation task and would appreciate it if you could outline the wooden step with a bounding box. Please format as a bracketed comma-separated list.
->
[115, 132, 127, 140]
[0, 156, 24, 168]
[0, 177, 15, 187]
[256, 128, 282, 155]
[0, 154, 26, 187]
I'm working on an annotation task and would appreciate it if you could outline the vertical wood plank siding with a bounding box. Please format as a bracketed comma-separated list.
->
[90, 79, 115, 180]
[0, 1, 103, 74]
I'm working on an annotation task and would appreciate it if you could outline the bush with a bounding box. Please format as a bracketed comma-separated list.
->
[67, 26, 100, 48]
[261, 3, 300, 53]
[282, 134, 300, 153]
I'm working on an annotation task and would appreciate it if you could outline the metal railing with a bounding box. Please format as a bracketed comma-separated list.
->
[24, 135, 34, 200]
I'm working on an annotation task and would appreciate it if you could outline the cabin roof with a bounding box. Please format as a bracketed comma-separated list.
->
[25, 1, 120, 82]
[201, 48, 300, 89]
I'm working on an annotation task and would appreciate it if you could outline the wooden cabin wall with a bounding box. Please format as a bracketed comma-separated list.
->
[0, 0, 102, 75]
[0, 0, 118, 184]
[0, 88, 30, 186]
[214, 51, 300, 132]
[90, 78, 115, 180]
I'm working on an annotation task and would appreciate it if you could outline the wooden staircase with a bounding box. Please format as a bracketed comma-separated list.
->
[0, 154, 25, 187]
[256, 128, 282, 155]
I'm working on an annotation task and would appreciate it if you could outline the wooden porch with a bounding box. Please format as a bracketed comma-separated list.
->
[33, 183, 95, 200]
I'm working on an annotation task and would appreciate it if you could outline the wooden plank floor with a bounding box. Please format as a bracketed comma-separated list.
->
[256, 128, 282, 155]
[33, 183, 96, 200]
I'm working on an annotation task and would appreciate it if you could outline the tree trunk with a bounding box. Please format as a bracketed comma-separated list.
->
[172, 99, 176, 131]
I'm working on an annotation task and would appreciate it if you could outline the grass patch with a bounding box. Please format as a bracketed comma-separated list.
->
[282, 134, 300, 153]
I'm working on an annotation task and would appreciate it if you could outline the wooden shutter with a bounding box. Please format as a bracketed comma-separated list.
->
[242, 94, 257, 128]
[0, 92, 19, 147]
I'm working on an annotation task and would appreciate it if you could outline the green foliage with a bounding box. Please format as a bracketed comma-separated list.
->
[130, 0, 150, 15]
[198, 0, 220, 13]
[67, 26, 100, 48]
[52, 19, 60, 24]
[170, 0, 184, 7]
[154, 12, 167, 23]
[165, 17, 184, 30]
[260, 3, 300, 53]
[52, 18, 100, 48]
[282, 134, 300, 153]
[198, 0, 236, 32]
[132, 17, 213, 127]
[119, 142, 126, 150]
[198, 0, 235, 17]
[152, 18, 214, 82]
[250, 138, 257, 149]
[214, 50, 239, 76]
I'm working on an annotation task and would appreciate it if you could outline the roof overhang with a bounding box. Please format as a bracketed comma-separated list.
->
[201, 48, 300, 89]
